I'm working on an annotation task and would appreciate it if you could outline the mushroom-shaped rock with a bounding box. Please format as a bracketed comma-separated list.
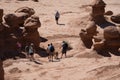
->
[22, 15, 41, 50]
[0, 60, 4, 80]
[91, 0, 106, 7]
[4, 13, 29, 28]
[24, 15, 41, 29]
[111, 14, 120, 24]
[15, 7, 35, 17]
[91, 0, 106, 24]
[104, 26, 120, 40]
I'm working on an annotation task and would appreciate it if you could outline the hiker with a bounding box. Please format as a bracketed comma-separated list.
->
[55, 11, 60, 24]
[47, 43, 55, 62]
[25, 43, 29, 58]
[28, 43, 35, 61]
[61, 41, 68, 58]
[16, 41, 22, 54]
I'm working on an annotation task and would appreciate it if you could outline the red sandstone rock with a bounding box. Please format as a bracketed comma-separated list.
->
[0, 60, 4, 80]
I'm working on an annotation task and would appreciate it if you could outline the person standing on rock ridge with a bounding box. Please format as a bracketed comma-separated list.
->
[55, 11, 60, 24]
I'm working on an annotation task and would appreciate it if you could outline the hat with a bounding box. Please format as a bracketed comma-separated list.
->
[31, 43, 34, 45]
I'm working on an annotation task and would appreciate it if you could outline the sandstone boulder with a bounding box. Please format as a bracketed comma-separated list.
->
[91, 0, 106, 24]
[80, 21, 98, 49]
[15, 7, 35, 17]
[104, 26, 120, 40]
[4, 13, 29, 28]
[22, 30, 40, 49]
[111, 14, 120, 24]
[24, 15, 41, 28]
[104, 10, 113, 16]
[86, 21, 97, 35]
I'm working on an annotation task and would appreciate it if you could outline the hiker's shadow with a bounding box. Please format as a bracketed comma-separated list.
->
[58, 23, 65, 26]
[0, 51, 26, 60]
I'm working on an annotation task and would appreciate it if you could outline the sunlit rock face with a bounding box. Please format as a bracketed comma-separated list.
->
[91, 0, 106, 24]
[111, 14, 120, 24]
[22, 15, 41, 49]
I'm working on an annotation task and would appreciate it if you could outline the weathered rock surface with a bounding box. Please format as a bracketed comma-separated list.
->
[15, 7, 35, 17]
[111, 14, 120, 24]
[0, 60, 4, 80]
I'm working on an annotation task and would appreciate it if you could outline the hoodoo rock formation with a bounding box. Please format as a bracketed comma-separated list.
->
[80, 21, 97, 48]
[15, 7, 35, 17]
[22, 15, 41, 49]
[0, 7, 41, 59]
[80, 0, 120, 51]
[91, 0, 106, 24]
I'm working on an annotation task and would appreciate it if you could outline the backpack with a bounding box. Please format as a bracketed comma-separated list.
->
[29, 46, 34, 53]
[25, 46, 29, 52]
[62, 42, 68, 50]
[49, 45, 55, 52]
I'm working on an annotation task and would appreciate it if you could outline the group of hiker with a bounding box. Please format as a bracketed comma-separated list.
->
[15, 11, 67, 62]
[21, 41, 69, 62]
[47, 41, 68, 62]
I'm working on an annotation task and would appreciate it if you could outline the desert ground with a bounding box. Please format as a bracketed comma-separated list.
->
[1, 0, 120, 80]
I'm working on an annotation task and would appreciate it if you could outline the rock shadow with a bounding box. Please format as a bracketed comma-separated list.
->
[96, 49, 111, 57]
[0, 50, 26, 61]
[96, 21, 116, 28]
[40, 36, 48, 42]
[36, 47, 48, 57]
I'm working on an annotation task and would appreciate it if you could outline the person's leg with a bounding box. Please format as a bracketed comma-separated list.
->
[26, 52, 29, 58]
[51, 53, 53, 62]
[65, 52, 67, 58]
[55, 17, 59, 24]
[49, 52, 52, 62]
[61, 53, 63, 59]
[29, 53, 34, 61]
[64, 50, 67, 58]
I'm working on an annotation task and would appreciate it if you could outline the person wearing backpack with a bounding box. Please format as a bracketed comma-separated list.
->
[61, 41, 68, 58]
[55, 11, 60, 24]
[47, 43, 55, 62]
[28, 43, 35, 61]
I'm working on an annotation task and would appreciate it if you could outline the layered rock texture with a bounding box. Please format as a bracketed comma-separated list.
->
[0, 7, 41, 59]
[80, 0, 120, 51]
[91, 0, 106, 24]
